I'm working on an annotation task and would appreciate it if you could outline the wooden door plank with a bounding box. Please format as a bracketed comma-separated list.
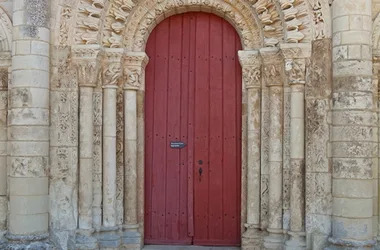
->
[151, 19, 170, 241]
[185, 12, 196, 239]
[208, 14, 224, 241]
[165, 15, 183, 241]
[144, 28, 156, 240]
[193, 12, 210, 243]
[222, 21, 239, 243]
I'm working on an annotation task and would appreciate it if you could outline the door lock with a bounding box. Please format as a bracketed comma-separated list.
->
[198, 167, 203, 182]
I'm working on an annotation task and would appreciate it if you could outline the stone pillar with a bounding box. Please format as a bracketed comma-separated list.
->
[72, 45, 100, 249]
[261, 48, 284, 249]
[328, 0, 376, 248]
[0, 67, 8, 244]
[122, 52, 148, 249]
[7, 0, 51, 248]
[375, 56, 380, 243]
[98, 49, 123, 249]
[238, 50, 262, 250]
[281, 44, 311, 250]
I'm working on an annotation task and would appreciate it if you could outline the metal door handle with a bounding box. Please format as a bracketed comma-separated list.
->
[198, 167, 203, 182]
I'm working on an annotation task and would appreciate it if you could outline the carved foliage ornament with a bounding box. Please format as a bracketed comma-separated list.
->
[72, 46, 101, 87]
[123, 52, 149, 89]
[102, 50, 123, 85]
[238, 51, 262, 89]
[285, 58, 306, 84]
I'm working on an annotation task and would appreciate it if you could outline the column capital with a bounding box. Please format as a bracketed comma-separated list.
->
[238, 50, 261, 89]
[71, 45, 101, 88]
[123, 52, 149, 90]
[259, 48, 283, 87]
[101, 48, 123, 87]
[279, 44, 311, 86]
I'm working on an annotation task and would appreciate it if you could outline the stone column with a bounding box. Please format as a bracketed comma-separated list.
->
[122, 52, 148, 249]
[328, 0, 376, 248]
[281, 44, 311, 250]
[375, 56, 380, 243]
[98, 49, 123, 249]
[238, 50, 262, 250]
[261, 48, 284, 249]
[72, 45, 100, 249]
[7, 0, 51, 248]
[0, 67, 8, 244]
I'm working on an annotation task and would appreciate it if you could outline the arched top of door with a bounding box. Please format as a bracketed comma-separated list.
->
[70, 0, 330, 51]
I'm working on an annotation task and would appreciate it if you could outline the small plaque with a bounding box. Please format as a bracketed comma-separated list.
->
[170, 141, 187, 149]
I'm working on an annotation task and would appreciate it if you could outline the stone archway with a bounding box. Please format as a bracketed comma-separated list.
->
[120, 2, 264, 248]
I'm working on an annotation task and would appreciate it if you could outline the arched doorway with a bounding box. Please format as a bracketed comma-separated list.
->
[144, 12, 242, 246]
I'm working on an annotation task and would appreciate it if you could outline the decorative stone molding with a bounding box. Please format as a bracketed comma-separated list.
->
[373, 13, 380, 56]
[122, 0, 262, 51]
[238, 50, 262, 89]
[101, 0, 137, 48]
[123, 52, 149, 90]
[0, 6, 12, 52]
[72, 45, 101, 87]
[74, 0, 105, 44]
[253, 0, 284, 47]
[101, 48, 124, 86]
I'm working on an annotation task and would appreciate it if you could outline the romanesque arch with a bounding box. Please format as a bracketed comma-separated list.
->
[49, 0, 333, 249]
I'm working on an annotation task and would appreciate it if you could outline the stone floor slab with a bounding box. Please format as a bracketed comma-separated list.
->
[143, 245, 240, 250]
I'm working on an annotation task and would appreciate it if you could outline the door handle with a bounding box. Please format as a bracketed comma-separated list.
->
[198, 167, 203, 182]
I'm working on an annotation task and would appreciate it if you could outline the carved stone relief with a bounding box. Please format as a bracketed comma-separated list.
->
[102, 0, 137, 48]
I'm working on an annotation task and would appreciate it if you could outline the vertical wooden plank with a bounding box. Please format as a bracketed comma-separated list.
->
[187, 13, 197, 239]
[208, 14, 224, 241]
[165, 15, 182, 242]
[222, 20, 238, 243]
[179, 13, 192, 240]
[151, 18, 170, 241]
[193, 12, 211, 243]
[235, 33, 243, 242]
[144, 27, 156, 241]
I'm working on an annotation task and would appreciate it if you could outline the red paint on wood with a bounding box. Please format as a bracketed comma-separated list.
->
[145, 12, 242, 246]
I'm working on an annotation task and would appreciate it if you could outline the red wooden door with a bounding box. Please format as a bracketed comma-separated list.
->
[144, 12, 242, 246]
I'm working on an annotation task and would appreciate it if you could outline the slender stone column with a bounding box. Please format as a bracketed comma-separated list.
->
[98, 49, 123, 249]
[122, 52, 148, 249]
[261, 48, 284, 249]
[281, 44, 311, 250]
[328, 0, 376, 248]
[238, 50, 262, 250]
[7, 0, 51, 248]
[72, 45, 100, 249]
[375, 56, 380, 243]
[0, 67, 9, 244]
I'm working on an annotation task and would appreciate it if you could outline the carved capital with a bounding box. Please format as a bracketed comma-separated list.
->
[280, 44, 311, 85]
[238, 50, 261, 89]
[71, 45, 101, 87]
[101, 48, 123, 86]
[123, 52, 149, 90]
[284, 58, 306, 85]
[260, 48, 283, 87]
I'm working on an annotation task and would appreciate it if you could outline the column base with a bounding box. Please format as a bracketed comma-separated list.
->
[76, 230, 98, 250]
[241, 225, 264, 250]
[263, 228, 284, 250]
[96, 226, 121, 250]
[284, 231, 306, 250]
[3, 233, 54, 250]
[122, 225, 142, 250]
[325, 237, 376, 250]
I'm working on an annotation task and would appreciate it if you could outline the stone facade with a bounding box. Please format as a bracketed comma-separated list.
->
[0, 0, 379, 249]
